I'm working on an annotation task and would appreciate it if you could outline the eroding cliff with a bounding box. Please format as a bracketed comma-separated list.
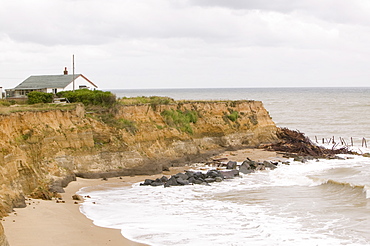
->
[0, 101, 277, 219]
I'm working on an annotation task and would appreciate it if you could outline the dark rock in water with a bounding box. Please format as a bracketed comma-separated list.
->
[263, 161, 277, 170]
[193, 171, 205, 180]
[175, 173, 189, 181]
[143, 179, 154, 185]
[141, 157, 282, 188]
[188, 177, 196, 184]
[193, 179, 203, 184]
[176, 178, 190, 185]
[215, 177, 223, 182]
[240, 160, 250, 169]
[226, 161, 237, 169]
[160, 176, 169, 182]
[294, 156, 306, 163]
[205, 178, 216, 183]
[255, 164, 265, 171]
[220, 169, 239, 179]
[239, 162, 253, 174]
[206, 170, 217, 178]
[185, 171, 195, 178]
[165, 176, 179, 187]
[150, 181, 163, 186]
[206, 169, 223, 179]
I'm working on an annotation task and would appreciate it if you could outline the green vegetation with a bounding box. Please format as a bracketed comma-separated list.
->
[116, 118, 138, 134]
[227, 111, 239, 122]
[118, 96, 175, 111]
[248, 114, 258, 125]
[27, 91, 54, 104]
[56, 89, 116, 107]
[0, 102, 78, 115]
[98, 113, 138, 134]
[0, 99, 11, 106]
[161, 109, 198, 134]
[118, 96, 174, 105]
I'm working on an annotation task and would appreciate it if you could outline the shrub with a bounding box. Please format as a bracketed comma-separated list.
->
[56, 89, 116, 107]
[248, 114, 258, 125]
[227, 111, 239, 122]
[0, 99, 11, 106]
[161, 109, 198, 134]
[117, 119, 138, 134]
[98, 113, 138, 134]
[27, 91, 54, 104]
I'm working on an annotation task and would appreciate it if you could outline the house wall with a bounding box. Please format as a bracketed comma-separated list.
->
[46, 88, 65, 94]
[0, 87, 3, 99]
[64, 76, 97, 91]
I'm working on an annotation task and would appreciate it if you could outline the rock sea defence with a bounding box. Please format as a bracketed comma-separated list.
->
[0, 100, 277, 243]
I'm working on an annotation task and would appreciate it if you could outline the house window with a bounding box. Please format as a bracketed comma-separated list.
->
[79, 85, 88, 89]
[52, 88, 57, 94]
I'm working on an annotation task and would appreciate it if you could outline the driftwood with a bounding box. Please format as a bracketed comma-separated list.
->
[264, 128, 354, 158]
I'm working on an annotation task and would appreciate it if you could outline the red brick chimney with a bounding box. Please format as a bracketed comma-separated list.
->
[64, 67, 68, 75]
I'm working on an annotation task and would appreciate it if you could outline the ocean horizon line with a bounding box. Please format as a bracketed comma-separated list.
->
[105, 86, 370, 91]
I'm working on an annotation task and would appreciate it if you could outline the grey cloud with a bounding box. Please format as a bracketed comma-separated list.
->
[187, 0, 311, 12]
[187, 0, 370, 26]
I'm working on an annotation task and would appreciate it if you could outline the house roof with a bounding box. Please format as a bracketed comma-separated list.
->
[14, 74, 97, 89]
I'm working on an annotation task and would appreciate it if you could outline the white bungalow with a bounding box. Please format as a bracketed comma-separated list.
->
[6, 68, 98, 98]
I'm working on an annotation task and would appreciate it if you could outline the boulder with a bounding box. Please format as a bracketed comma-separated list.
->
[176, 178, 190, 185]
[193, 171, 206, 180]
[142, 179, 154, 185]
[150, 181, 163, 186]
[175, 173, 189, 181]
[226, 161, 237, 169]
[165, 176, 179, 187]
[193, 179, 204, 184]
[160, 176, 169, 182]
[188, 177, 196, 184]
[220, 169, 239, 179]
[205, 178, 216, 183]
[263, 161, 278, 170]
[255, 164, 265, 171]
[239, 162, 253, 174]
[185, 171, 195, 178]
[215, 177, 223, 182]
[206, 170, 223, 179]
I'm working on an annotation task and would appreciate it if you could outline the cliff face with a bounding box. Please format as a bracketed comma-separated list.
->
[0, 222, 9, 246]
[0, 101, 277, 219]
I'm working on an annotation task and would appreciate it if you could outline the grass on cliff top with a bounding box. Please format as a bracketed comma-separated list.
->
[118, 96, 175, 105]
[117, 96, 255, 107]
[0, 103, 78, 115]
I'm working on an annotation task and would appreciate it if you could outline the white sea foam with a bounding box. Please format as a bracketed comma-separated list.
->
[78, 155, 370, 246]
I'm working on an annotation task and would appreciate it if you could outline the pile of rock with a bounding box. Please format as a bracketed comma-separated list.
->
[232, 158, 279, 174]
[140, 158, 281, 187]
[140, 169, 239, 187]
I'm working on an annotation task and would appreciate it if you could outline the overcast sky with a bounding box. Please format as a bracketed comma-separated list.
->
[1, 0, 370, 89]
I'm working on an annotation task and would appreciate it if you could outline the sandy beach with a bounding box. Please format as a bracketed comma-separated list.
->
[2, 148, 284, 246]
[2, 176, 154, 246]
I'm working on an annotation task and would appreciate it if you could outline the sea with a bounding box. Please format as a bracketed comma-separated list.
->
[78, 87, 370, 246]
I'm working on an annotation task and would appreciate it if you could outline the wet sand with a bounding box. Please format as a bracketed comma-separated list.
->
[2, 177, 152, 246]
